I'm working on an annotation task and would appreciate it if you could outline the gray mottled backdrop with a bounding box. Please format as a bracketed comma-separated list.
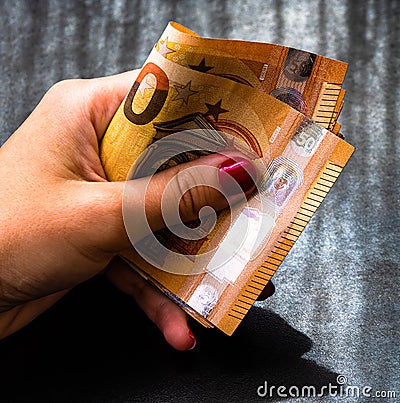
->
[0, 0, 399, 402]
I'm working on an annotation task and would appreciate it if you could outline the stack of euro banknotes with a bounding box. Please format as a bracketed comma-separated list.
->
[100, 22, 354, 335]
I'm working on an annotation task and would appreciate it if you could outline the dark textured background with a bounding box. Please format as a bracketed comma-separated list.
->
[0, 0, 399, 402]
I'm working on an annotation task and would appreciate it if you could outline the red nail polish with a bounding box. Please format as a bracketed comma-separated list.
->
[188, 329, 197, 350]
[218, 158, 256, 195]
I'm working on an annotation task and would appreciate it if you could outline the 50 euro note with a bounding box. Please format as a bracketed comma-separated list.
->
[100, 28, 354, 336]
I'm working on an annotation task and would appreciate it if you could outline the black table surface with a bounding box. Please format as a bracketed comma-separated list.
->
[0, 1, 399, 402]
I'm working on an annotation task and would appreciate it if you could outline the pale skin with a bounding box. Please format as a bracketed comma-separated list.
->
[0, 70, 274, 350]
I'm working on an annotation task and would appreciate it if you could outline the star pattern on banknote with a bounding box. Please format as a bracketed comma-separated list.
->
[189, 58, 214, 73]
[138, 78, 155, 97]
[173, 81, 198, 105]
[204, 99, 229, 121]
[158, 37, 175, 58]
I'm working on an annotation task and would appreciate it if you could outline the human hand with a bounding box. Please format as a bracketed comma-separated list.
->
[0, 71, 274, 350]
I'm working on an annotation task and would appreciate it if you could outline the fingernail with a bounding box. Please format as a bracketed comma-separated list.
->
[257, 281, 276, 301]
[218, 158, 256, 195]
[188, 329, 197, 350]
[268, 281, 275, 296]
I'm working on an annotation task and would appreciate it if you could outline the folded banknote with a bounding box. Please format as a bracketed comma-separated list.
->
[100, 22, 354, 335]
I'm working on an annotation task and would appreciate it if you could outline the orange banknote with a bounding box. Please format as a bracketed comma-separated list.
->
[156, 22, 347, 134]
[100, 22, 354, 335]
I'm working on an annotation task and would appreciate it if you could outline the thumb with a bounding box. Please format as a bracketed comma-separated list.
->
[81, 153, 256, 253]
[124, 153, 257, 245]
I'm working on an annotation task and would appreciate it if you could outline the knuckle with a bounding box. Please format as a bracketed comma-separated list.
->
[45, 79, 89, 103]
[47, 79, 80, 94]
[174, 169, 202, 222]
[42, 78, 95, 119]
[179, 187, 199, 222]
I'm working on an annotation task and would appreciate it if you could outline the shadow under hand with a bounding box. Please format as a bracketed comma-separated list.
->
[0, 276, 339, 402]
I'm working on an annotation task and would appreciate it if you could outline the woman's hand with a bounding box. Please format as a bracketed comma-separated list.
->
[0, 71, 274, 350]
